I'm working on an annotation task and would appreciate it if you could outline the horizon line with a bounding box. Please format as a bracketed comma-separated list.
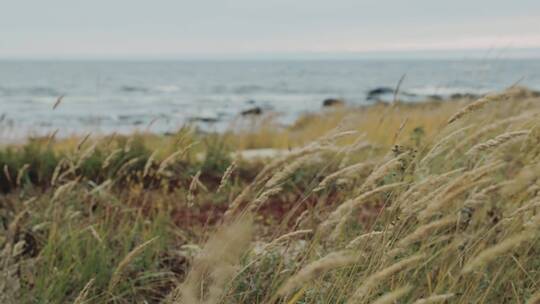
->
[1, 47, 540, 61]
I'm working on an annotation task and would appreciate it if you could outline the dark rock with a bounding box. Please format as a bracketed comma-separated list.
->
[121, 85, 147, 93]
[241, 107, 263, 116]
[322, 98, 345, 107]
[428, 95, 443, 101]
[191, 117, 219, 123]
[367, 87, 395, 100]
[450, 93, 479, 100]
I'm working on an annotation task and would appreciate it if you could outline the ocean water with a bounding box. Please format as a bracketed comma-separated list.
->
[1, 59, 539, 139]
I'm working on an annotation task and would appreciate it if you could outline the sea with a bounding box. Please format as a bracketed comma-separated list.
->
[1, 59, 539, 140]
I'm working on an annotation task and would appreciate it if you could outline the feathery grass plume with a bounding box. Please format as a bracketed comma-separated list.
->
[0, 243, 24, 303]
[57, 161, 80, 184]
[526, 212, 540, 229]
[89, 179, 113, 196]
[501, 163, 540, 197]
[265, 154, 315, 189]
[527, 182, 540, 194]
[3, 164, 13, 186]
[466, 130, 530, 156]
[361, 154, 407, 191]
[329, 182, 405, 221]
[46, 128, 60, 146]
[418, 178, 491, 220]
[123, 136, 134, 153]
[52, 94, 64, 110]
[346, 138, 371, 152]
[73, 278, 95, 304]
[76, 132, 92, 151]
[294, 209, 310, 229]
[346, 231, 385, 249]
[370, 285, 412, 304]
[314, 161, 374, 192]
[338, 142, 374, 169]
[285, 288, 306, 304]
[338, 141, 373, 169]
[392, 73, 407, 104]
[143, 150, 158, 177]
[397, 168, 465, 211]
[102, 148, 123, 169]
[277, 250, 360, 296]
[328, 207, 354, 242]
[217, 160, 237, 193]
[398, 214, 456, 247]
[392, 117, 409, 144]
[420, 125, 475, 165]
[255, 230, 313, 256]
[462, 181, 511, 210]
[266, 229, 312, 248]
[6, 208, 29, 243]
[249, 186, 283, 212]
[16, 163, 30, 187]
[347, 254, 424, 303]
[447, 91, 509, 124]
[157, 142, 198, 176]
[447, 111, 539, 159]
[145, 116, 160, 130]
[526, 290, 540, 304]
[317, 129, 359, 145]
[227, 149, 322, 218]
[108, 237, 157, 293]
[510, 197, 540, 217]
[413, 293, 455, 304]
[321, 182, 406, 236]
[187, 170, 202, 207]
[224, 144, 327, 219]
[462, 228, 537, 274]
[223, 185, 253, 220]
[252, 144, 324, 187]
[167, 216, 253, 304]
[50, 179, 79, 202]
[88, 226, 104, 244]
[417, 161, 505, 219]
[520, 122, 540, 152]
[75, 142, 97, 167]
[116, 157, 141, 177]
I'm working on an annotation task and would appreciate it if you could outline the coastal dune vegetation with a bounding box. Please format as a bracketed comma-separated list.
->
[1, 86, 540, 303]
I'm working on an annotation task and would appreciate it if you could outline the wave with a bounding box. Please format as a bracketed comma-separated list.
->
[0, 86, 61, 97]
[120, 85, 148, 93]
[407, 86, 490, 97]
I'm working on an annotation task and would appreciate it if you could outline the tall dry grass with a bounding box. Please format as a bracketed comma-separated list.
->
[1, 86, 540, 303]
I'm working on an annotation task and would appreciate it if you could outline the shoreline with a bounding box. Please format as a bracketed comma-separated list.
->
[1, 86, 526, 146]
[1, 86, 538, 160]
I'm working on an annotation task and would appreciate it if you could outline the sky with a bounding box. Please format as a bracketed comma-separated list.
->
[1, 0, 540, 59]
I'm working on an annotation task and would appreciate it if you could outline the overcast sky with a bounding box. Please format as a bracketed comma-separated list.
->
[1, 0, 540, 59]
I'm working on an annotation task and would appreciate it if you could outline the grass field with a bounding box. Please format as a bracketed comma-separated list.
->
[1, 86, 540, 303]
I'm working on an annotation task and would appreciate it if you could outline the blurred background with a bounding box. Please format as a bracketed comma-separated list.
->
[1, 0, 539, 139]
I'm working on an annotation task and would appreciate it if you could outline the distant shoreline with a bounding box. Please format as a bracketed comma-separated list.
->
[3, 47, 540, 61]
[1, 60, 539, 142]
[3, 86, 539, 148]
